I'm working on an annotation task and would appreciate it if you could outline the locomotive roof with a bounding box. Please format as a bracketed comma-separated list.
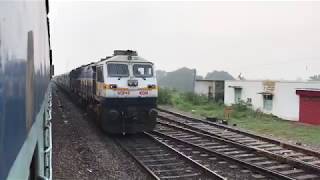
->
[97, 55, 153, 65]
[71, 55, 153, 73]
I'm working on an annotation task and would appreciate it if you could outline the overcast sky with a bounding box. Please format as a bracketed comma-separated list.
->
[49, 1, 320, 80]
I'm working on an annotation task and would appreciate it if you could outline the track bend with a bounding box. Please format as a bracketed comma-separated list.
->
[115, 133, 224, 180]
[155, 110, 320, 180]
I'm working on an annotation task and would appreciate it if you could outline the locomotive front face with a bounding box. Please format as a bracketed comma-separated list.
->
[96, 61, 158, 99]
[95, 56, 158, 133]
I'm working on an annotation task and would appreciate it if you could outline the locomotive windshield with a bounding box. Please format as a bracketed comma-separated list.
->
[133, 64, 153, 77]
[107, 63, 129, 77]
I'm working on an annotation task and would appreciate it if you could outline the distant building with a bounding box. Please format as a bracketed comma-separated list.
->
[194, 79, 225, 101]
[224, 80, 320, 124]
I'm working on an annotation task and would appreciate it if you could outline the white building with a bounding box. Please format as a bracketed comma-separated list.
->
[194, 80, 224, 101]
[224, 80, 320, 124]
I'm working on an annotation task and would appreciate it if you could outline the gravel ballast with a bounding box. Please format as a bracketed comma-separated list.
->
[52, 84, 149, 180]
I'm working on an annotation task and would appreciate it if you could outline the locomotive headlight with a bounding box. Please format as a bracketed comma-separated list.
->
[108, 110, 119, 121]
[148, 84, 156, 89]
[109, 84, 117, 89]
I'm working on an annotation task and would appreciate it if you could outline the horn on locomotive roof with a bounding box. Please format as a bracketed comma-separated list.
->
[113, 50, 138, 56]
[100, 56, 112, 62]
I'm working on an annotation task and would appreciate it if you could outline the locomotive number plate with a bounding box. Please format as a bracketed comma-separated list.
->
[139, 90, 149, 96]
[117, 90, 130, 95]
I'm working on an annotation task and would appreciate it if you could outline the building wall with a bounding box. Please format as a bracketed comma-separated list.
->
[225, 80, 320, 121]
[194, 81, 215, 96]
[224, 81, 264, 110]
[273, 82, 320, 120]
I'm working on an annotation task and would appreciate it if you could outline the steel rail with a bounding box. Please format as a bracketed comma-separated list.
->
[153, 124, 296, 180]
[144, 132, 226, 180]
[115, 133, 225, 179]
[114, 137, 160, 180]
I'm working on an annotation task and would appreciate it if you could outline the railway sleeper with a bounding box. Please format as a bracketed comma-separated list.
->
[254, 144, 278, 149]
[298, 156, 318, 161]
[143, 158, 178, 163]
[280, 169, 305, 175]
[153, 167, 191, 173]
[159, 172, 201, 179]
[267, 164, 291, 170]
[136, 153, 171, 159]
[247, 141, 270, 146]
[295, 174, 319, 180]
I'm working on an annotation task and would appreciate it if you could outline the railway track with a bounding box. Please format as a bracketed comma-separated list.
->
[156, 108, 320, 180]
[150, 131, 290, 179]
[115, 133, 224, 179]
[157, 108, 320, 167]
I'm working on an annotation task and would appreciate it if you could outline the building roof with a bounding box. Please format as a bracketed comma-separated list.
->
[228, 85, 242, 88]
[225, 80, 320, 84]
[296, 89, 320, 97]
[296, 88, 320, 92]
[195, 79, 224, 82]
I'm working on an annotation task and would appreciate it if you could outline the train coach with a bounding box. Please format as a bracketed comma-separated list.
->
[56, 50, 158, 134]
[0, 1, 53, 179]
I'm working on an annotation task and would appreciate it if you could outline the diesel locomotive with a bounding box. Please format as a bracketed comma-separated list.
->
[56, 50, 158, 134]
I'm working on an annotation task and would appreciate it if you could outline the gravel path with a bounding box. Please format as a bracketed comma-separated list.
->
[52, 84, 149, 180]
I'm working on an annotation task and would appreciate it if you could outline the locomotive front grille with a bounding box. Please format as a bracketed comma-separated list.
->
[128, 79, 138, 87]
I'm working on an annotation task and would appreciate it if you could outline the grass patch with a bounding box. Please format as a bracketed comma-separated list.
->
[158, 89, 320, 147]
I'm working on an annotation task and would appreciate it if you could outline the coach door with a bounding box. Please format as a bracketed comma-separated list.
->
[92, 66, 97, 95]
[96, 66, 104, 96]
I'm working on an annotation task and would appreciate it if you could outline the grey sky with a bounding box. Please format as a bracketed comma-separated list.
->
[49, 1, 320, 80]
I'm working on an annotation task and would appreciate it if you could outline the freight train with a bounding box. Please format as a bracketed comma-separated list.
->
[0, 1, 53, 180]
[55, 50, 158, 134]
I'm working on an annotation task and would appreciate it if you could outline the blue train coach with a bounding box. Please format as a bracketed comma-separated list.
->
[0, 0, 53, 179]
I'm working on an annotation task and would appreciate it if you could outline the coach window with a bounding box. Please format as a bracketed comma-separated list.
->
[97, 66, 104, 82]
[133, 64, 153, 77]
[107, 63, 129, 77]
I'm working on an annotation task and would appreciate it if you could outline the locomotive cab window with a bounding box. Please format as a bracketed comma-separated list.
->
[96, 66, 104, 82]
[133, 64, 153, 77]
[107, 63, 129, 77]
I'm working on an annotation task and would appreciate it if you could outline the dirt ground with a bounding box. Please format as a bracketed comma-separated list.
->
[52, 84, 149, 180]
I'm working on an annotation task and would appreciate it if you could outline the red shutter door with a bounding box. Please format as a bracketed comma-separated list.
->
[299, 96, 320, 124]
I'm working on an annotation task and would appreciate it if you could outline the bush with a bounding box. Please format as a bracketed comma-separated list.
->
[232, 100, 250, 112]
[158, 88, 173, 105]
[181, 92, 208, 105]
[216, 99, 225, 106]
